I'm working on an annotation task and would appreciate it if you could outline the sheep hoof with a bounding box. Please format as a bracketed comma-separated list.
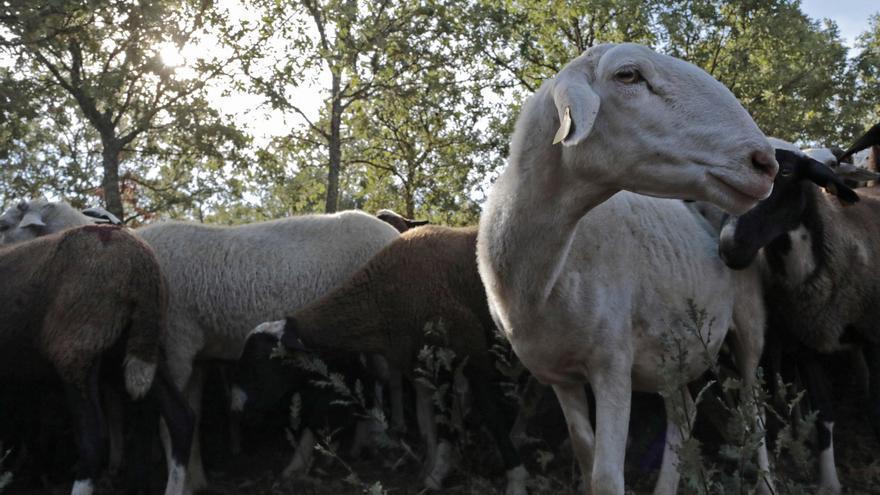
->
[282, 462, 307, 480]
[423, 441, 455, 491]
[71, 479, 95, 495]
[753, 476, 774, 495]
[817, 482, 842, 495]
[577, 478, 591, 495]
[505, 465, 529, 495]
[184, 467, 208, 494]
[423, 474, 443, 491]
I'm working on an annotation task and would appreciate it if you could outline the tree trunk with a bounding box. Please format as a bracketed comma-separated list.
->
[404, 182, 415, 219]
[325, 71, 343, 213]
[101, 143, 124, 220]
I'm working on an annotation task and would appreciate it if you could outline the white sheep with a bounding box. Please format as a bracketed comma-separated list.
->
[0, 201, 401, 492]
[476, 43, 778, 494]
[0, 198, 95, 244]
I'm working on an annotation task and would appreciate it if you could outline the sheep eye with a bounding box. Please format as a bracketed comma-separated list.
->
[615, 68, 642, 84]
[779, 168, 794, 177]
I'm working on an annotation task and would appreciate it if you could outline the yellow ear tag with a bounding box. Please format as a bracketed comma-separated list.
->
[553, 107, 572, 145]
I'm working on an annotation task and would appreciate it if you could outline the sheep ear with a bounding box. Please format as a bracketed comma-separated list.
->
[802, 157, 860, 204]
[839, 122, 880, 162]
[406, 219, 429, 228]
[82, 207, 123, 226]
[552, 70, 600, 147]
[835, 163, 880, 183]
[20, 210, 46, 229]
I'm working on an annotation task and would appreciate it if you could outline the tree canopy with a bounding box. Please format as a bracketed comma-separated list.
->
[1, 0, 877, 223]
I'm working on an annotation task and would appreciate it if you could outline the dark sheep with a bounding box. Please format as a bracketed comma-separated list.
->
[0, 225, 193, 495]
[719, 139, 880, 494]
[235, 226, 528, 495]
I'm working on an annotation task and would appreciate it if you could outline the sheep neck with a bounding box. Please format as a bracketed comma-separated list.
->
[293, 267, 393, 357]
[480, 137, 615, 317]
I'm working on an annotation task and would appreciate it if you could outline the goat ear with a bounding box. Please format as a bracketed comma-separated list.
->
[835, 163, 880, 183]
[839, 122, 880, 162]
[20, 210, 46, 229]
[552, 70, 600, 147]
[802, 157, 860, 204]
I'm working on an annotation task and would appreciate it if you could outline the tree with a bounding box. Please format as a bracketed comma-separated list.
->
[241, 0, 471, 213]
[1, 0, 249, 220]
[474, 0, 660, 93]
[852, 13, 880, 128]
[0, 67, 100, 207]
[659, 0, 857, 143]
[343, 75, 495, 224]
[473, 0, 857, 145]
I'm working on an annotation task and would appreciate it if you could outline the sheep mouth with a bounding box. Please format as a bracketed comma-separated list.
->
[706, 171, 772, 213]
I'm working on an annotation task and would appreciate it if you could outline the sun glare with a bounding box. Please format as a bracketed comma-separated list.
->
[159, 43, 186, 67]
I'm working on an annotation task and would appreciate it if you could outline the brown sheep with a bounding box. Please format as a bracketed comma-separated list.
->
[234, 225, 528, 495]
[0, 225, 193, 495]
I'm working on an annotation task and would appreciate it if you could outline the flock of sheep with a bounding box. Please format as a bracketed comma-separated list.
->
[1, 42, 880, 495]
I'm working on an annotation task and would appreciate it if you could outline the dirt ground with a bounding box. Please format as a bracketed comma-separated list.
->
[4, 355, 880, 495]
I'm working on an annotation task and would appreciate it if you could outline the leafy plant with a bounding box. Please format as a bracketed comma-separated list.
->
[659, 299, 815, 494]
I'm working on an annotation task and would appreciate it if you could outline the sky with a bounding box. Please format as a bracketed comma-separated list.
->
[801, 0, 877, 48]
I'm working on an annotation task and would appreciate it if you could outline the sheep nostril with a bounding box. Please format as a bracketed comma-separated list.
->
[751, 151, 778, 178]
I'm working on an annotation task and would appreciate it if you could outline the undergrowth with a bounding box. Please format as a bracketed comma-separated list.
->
[660, 299, 815, 494]
[262, 301, 825, 494]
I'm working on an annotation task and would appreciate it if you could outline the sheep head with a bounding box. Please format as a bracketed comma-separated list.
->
[376, 209, 429, 233]
[0, 198, 94, 244]
[524, 42, 777, 215]
[231, 320, 300, 415]
[719, 148, 866, 270]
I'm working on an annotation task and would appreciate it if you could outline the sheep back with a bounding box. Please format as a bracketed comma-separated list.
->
[138, 210, 400, 360]
[0, 225, 164, 392]
[763, 190, 880, 351]
[290, 225, 495, 371]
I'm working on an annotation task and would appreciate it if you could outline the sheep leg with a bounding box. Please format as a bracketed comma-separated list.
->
[389, 366, 406, 433]
[184, 366, 206, 491]
[415, 381, 439, 482]
[590, 364, 632, 495]
[423, 356, 458, 491]
[66, 363, 107, 495]
[510, 375, 544, 447]
[152, 367, 194, 495]
[863, 342, 880, 440]
[104, 388, 125, 475]
[350, 361, 383, 459]
[161, 363, 206, 493]
[465, 364, 528, 495]
[283, 427, 316, 478]
[654, 387, 694, 495]
[552, 383, 595, 494]
[799, 351, 841, 495]
[348, 419, 372, 459]
[123, 386, 158, 495]
[730, 302, 774, 495]
[218, 364, 243, 455]
[368, 354, 406, 433]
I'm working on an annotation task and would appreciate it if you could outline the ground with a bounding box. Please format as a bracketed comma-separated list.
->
[4, 353, 880, 495]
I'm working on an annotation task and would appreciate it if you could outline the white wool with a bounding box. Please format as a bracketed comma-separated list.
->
[477, 43, 774, 494]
